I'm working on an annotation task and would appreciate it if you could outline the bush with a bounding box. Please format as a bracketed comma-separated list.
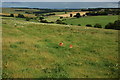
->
[35, 14, 39, 16]
[40, 20, 48, 23]
[39, 16, 44, 20]
[65, 11, 67, 14]
[105, 20, 120, 30]
[63, 23, 67, 25]
[56, 19, 65, 24]
[105, 23, 114, 29]
[18, 14, 25, 18]
[78, 24, 81, 26]
[86, 24, 92, 27]
[114, 20, 120, 30]
[10, 44, 17, 48]
[83, 14, 86, 17]
[10, 14, 14, 17]
[94, 24, 102, 28]
[26, 17, 30, 21]
[60, 17, 63, 19]
[50, 21, 54, 23]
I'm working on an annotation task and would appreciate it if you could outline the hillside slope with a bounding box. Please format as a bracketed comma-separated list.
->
[2, 17, 118, 78]
[63, 15, 118, 27]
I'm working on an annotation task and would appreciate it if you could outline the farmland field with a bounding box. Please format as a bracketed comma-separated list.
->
[2, 16, 118, 78]
[1, 8, 40, 14]
[56, 11, 87, 17]
[63, 15, 118, 27]
[45, 16, 60, 22]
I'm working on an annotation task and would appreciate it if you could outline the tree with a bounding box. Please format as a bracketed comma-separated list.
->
[70, 14, 73, 17]
[10, 14, 14, 17]
[74, 13, 81, 18]
[94, 24, 102, 28]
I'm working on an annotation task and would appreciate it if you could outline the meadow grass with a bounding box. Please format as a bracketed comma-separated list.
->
[63, 15, 118, 27]
[2, 17, 118, 78]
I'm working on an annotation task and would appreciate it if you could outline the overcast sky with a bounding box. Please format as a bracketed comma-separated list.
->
[1, 0, 120, 2]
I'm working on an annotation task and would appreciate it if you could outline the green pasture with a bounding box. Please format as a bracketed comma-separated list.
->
[2, 17, 118, 78]
[63, 15, 118, 27]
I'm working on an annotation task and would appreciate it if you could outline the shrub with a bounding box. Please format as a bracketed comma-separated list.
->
[50, 21, 54, 23]
[78, 24, 81, 26]
[105, 23, 114, 29]
[26, 17, 30, 21]
[86, 24, 92, 27]
[40, 19, 48, 23]
[83, 14, 86, 17]
[25, 11, 31, 14]
[65, 11, 67, 14]
[56, 19, 65, 24]
[64, 23, 67, 25]
[60, 17, 63, 19]
[35, 14, 39, 16]
[105, 20, 120, 30]
[10, 44, 17, 48]
[39, 16, 44, 20]
[114, 20, 120, 30]
[9, 14, 14, 17]
[62, 22, 67, 25]
[94, 24, 102, 28]
[18, 14, 25, 18]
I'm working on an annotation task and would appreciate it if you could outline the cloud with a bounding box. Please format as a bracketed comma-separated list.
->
[2, 0, 120, 2]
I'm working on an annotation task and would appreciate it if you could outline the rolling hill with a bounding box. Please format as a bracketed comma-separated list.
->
[2, 17, 118, 78]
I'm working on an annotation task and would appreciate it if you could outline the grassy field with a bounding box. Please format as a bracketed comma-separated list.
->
[63, 15, 118, 27]
[1, 8, 39, 18]
[2, 17, 118, 78]
[45, 16, 60, 22]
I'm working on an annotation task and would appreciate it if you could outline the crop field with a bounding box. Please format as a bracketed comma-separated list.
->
[63, 15, 118, 27]
[1, 8, 40, 14]
[2, 17, 118, 78]
[0, 13, 36, 18]
[45, 11, 87, 22]
[56, 11, 87, 17]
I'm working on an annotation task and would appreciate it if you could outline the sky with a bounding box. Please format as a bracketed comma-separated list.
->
[1, 0, 120, 2]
